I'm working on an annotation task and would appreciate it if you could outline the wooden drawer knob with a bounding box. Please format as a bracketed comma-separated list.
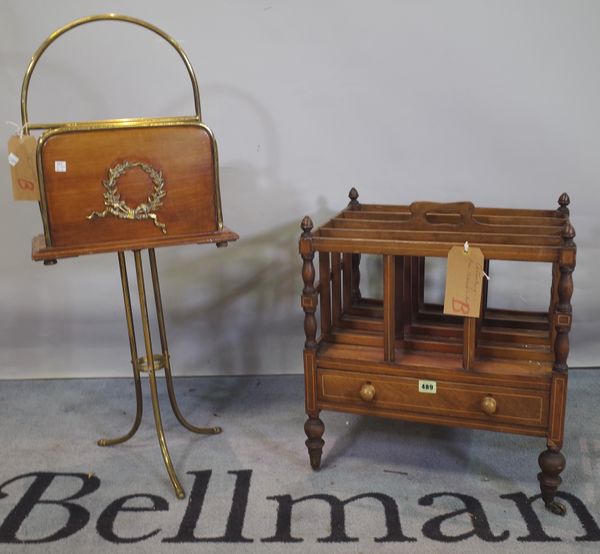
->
[481, 395, 497, 415]
[359, 382, 376, 402]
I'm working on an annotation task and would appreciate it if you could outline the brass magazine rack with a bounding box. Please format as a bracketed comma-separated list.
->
[21, 14, 238, 498]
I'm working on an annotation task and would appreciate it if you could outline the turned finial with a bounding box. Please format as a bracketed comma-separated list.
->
[348, 187, 359, 207]
[557, 193, 570, 215]
[562, 221, 576, 246]
[301, 215, 313, 237]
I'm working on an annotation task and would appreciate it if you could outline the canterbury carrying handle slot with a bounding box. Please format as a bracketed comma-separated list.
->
[408, 201, 482, 229]
[20, 13, 202, 131]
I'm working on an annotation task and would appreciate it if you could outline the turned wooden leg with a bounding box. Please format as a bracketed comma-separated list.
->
[305, 416, 325, 470]
[300, 218, 324, 470]
[538, 215, 575, 516]
[538, 446, 566, 515]
[98, 252, 143, 447]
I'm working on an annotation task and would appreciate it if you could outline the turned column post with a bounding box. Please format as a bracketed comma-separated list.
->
[539, 204, 576, 515]
[300, 216, 325, 468]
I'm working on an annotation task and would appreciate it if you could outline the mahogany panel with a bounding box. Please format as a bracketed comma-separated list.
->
[39, 124, 220, 253]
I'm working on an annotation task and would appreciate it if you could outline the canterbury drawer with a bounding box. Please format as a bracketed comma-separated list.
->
[317, 369, 549, 428]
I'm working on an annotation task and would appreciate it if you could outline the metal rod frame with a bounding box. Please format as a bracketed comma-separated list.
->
[97, 248, 221, 499]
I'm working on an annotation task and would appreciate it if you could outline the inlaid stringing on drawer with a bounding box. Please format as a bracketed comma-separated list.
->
[318, 369, 549, 427]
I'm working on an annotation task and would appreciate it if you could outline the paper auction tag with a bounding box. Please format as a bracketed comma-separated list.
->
[7, 135, 40, 201]
[443, 245, 484, 318]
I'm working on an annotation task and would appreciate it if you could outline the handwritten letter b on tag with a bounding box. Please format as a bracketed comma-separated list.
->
[443, 245, 484, 318]
[8, 135, 40, 201]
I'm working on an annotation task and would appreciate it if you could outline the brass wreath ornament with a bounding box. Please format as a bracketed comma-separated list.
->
[87, 161, 167, 234]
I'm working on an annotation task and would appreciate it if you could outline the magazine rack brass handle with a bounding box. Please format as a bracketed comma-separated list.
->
[20, 13, 202, 131]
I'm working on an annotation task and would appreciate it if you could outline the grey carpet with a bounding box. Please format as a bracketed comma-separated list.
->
[0, 370, 599, 552]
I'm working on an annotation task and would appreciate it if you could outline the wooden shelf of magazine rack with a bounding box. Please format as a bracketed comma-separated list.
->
[300, 189, 575, 515]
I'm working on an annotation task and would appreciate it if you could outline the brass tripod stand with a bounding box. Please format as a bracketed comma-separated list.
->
[21, 14, 239, 499]
[98, 248, 220, 499]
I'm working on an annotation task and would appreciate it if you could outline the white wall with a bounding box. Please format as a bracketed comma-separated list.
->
[1, 0, 598, 379]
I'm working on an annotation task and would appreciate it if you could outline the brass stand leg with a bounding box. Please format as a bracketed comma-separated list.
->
[98, 252, 143, 446]
[134, 250, 185, 499]
[98, 250, 221, 499]
[148, 249, 221, 435]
